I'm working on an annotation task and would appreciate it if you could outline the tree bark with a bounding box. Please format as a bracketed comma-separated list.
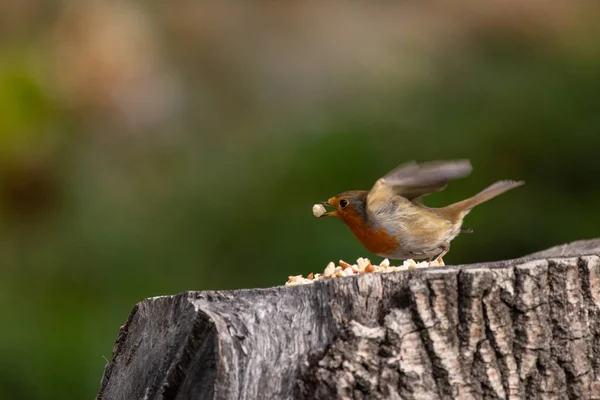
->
[97, 239, 600, 400]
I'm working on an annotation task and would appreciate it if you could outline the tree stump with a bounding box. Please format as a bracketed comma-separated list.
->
[97, 239, 600, 400]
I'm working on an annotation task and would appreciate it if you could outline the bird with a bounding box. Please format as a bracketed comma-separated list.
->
[316, 159, 523, 262]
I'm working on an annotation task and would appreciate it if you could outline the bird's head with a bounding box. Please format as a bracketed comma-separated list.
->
[319, 190, 369, 223]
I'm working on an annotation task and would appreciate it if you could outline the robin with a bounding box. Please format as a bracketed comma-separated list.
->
[315, 160, 523, 262]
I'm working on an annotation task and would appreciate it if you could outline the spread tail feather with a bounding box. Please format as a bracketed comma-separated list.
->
[446, 180, 525, 216]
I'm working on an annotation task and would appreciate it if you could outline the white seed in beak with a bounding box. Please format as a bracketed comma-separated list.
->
[312, 203, 327, 218]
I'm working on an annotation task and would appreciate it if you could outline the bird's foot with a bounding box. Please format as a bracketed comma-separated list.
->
[428, 257, 445, 267]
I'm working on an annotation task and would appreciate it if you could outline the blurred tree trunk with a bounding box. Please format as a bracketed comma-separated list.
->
[97, 240, 600, 400]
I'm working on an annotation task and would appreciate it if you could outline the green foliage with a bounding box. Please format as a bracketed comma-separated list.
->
[0, 53, 52, 157]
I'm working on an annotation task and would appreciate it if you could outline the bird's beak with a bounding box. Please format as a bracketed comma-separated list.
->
[319, 201, 336, 217]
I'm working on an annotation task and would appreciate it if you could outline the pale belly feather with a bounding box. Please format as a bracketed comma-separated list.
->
[369, 200, 462, 260]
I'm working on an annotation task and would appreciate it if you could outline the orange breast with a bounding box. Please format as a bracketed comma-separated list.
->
[341, 210, 399, 256]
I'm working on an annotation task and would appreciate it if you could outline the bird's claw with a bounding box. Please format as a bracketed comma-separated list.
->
[427, 257, 445, 267]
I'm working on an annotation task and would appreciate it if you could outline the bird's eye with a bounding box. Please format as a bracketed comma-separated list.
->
[339, 199, 348, 209]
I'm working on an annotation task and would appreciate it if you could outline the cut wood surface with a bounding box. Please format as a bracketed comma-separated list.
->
[97, 239, 600, 400]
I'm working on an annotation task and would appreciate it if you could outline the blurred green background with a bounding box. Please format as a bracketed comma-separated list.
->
[1, 1, 599, 398]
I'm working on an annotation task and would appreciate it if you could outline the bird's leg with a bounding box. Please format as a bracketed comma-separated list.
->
[430, 243, 450, 265]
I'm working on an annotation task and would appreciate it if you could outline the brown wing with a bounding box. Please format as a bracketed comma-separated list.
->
[367, 160, 473, 210]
